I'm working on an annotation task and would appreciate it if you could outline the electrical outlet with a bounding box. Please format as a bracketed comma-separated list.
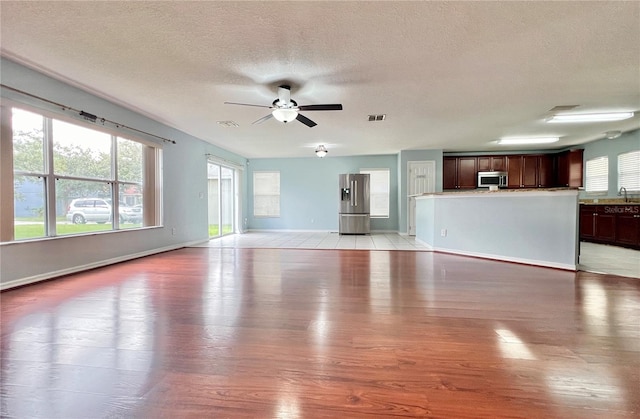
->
[440, 229, 447, 237]
[171, 227, 176, 235]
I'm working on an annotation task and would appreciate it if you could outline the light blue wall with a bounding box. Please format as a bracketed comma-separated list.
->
[246, 155, 399, 231]
[1, 58, 247, 287]
[416, 191, 580, 270]
[580, 129, 640, 199]
[397, 149, 444, 234]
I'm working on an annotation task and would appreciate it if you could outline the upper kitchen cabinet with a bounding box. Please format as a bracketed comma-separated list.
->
[555, 149, 584, 187]
[443, 157, 477, 190]
[507, 155, 553, 188]
[477, 156, 506, 172]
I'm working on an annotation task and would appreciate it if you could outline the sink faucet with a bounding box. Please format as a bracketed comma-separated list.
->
[618, 186, 628, 202]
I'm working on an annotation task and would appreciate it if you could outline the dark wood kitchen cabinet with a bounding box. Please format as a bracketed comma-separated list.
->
[580, 204, 640, 249]
[616, 212, 640, 247]
[443, 157, 477, 190]
[477, 156, 506, 172]
[507, 155, 552, 188]
[580, 206, 596, 240]
[555, 149, 584, 187]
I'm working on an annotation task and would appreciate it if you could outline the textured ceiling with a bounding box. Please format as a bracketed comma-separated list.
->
[1, 1, 639, 158]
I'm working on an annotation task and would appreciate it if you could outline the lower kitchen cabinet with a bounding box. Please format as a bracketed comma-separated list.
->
[616, 213, 640, 247]
[580, 204, 640, 249]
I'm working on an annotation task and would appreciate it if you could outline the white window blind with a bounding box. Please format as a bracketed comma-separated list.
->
[253, 171, 280, 217]
[618, 150, 640, 192]
[360, 168, 390, 218]
[585, 157, 608, 193]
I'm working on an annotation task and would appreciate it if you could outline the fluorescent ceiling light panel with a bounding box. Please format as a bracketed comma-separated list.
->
[498, 137, 559, 145]
[547, 112, 634, 123]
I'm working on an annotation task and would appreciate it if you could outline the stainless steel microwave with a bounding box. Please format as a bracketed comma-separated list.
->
[477, 171, 508, 188]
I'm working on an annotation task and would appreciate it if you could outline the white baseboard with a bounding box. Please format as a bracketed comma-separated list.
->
[430, 246, 577, 271]
[0, 240, 204, 291]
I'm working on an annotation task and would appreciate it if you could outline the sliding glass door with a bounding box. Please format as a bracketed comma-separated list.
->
[208, 161, 235, 237]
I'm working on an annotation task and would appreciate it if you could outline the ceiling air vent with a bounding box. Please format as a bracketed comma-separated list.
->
[217, 120, 239, 128]
[548, 105, 579, 112]
[368, 114, 386, 122]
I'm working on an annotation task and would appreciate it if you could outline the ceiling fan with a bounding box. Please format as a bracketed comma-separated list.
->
[224, 85, 342, 127]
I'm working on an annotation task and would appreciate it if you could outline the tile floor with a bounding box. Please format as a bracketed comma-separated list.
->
[578, 241, 640, 279]
[197, 231, 431, 251]
[196, 232, 639, 279]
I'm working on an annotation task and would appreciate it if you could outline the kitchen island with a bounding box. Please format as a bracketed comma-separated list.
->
[415, 188, 579, 270]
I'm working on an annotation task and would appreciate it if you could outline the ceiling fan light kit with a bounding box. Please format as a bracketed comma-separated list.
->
[224, 84, 342, 128]
[272, 108, 298, 123]
[546, 111, 634, 123]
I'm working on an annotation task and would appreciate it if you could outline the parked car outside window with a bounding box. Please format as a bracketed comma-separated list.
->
[65, 198, 141, 224]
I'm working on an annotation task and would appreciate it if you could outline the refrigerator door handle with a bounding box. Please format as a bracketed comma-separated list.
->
[354, 180, 358, 206]
[350, 180, 355, 206]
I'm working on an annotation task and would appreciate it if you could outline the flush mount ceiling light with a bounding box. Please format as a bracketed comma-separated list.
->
[271, 108, 299, 123]
[546, 112, 634, 123]
[315, 145, 328, 158]
[498, 137, 559, 145]
[604, 130, 622, 140]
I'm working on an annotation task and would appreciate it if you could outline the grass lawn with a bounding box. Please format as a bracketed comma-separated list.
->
[14, 219, 228, 240]
[209, 224, 233, 237]
[14, 220, 142, 240]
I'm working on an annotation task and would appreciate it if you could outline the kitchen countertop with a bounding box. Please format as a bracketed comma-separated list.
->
[417, 187, 578, 197]
[580, 200, 640, 205]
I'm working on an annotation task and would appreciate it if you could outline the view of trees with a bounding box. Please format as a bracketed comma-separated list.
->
[13, 124, 143, 209]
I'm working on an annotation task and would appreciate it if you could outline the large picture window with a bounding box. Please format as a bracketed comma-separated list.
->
[4, 105, 161, 242]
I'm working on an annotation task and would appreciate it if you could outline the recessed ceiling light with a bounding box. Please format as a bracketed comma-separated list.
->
[546, 112, 634, 123]
[498, 137, 559, 145]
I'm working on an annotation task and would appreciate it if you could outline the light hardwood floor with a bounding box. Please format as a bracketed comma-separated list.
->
[1, 245, 638, 418]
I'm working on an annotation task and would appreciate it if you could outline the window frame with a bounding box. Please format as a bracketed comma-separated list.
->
[2, 101, 163, 243]
[584, 156, 609, 194]
[359, 168, 390, 218]
[253, 170, 280, 218]
[617, 150, 640, 192]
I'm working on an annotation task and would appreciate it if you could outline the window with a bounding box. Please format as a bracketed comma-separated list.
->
[618, 150, 640, 192]
[360, 168, 390, 218]
[5, 105, 161, 242]
[253, 171, 280, 217]
[585, 157, 608, 193]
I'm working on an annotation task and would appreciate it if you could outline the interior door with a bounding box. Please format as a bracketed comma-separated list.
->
[408, 161, 435, 235]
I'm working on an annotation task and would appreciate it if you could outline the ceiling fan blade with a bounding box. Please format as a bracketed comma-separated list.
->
[296, 113, 317, 127]
[252, 114, 274, 125]
[298, 104, 343, 111]
[224, 101, 271, 108]
[278, 85, 291, 105]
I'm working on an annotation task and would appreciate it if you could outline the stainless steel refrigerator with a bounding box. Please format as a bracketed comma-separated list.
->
[339, 173, 370, 234]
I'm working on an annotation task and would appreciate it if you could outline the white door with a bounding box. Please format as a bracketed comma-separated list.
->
[408, 161, 435, 235]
